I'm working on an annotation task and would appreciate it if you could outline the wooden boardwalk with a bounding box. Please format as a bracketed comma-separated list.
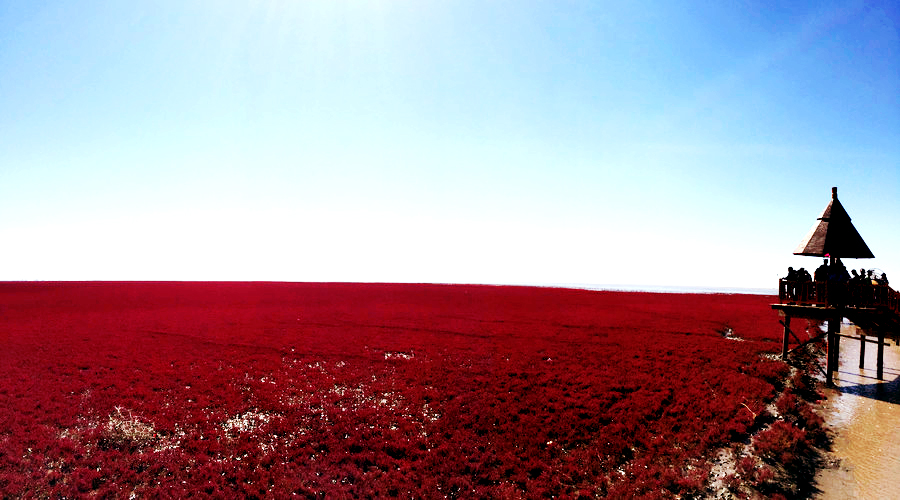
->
[773, 280, 900, 386]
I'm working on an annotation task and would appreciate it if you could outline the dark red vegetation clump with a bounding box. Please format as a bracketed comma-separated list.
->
[0, 282, 784, 498]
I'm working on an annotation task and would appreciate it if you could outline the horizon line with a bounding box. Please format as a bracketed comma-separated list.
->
[0, 280, 778, 296]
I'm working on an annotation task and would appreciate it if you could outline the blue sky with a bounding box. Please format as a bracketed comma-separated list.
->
[1, 1, 898, 289]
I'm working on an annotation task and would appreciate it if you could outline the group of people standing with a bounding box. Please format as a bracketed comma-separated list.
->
[782, 258, 890, 305]
[850, 268, 889, 286]
[784, 266, 812, 282]
[814, 258, 848, 283]
[787, 258, 890, 285]
[807, 258, 889, 286]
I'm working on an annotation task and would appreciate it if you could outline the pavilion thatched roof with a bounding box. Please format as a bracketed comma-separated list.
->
[794, 187, 874, 259]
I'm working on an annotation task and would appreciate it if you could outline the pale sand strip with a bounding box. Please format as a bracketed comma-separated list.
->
[815, 323, 900, 500]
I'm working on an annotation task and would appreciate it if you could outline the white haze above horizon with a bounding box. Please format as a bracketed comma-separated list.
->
[1, 1, 898, 289]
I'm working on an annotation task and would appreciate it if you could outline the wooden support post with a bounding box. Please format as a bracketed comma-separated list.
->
[877, 332, 885, 381]
[833, 319, 841, 375]
[826, 319, 835, 387]
[782, 315, 791, 360]
[859, 333, 866, 369]
[826, 316, 841, 387]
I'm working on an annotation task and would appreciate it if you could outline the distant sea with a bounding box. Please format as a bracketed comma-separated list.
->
[526, 283, 778, 296]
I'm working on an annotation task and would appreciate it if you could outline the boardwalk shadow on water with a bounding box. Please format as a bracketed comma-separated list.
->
[832, 327, 900, 405]
[834, 373, 900, 404]
[815, 341, 900, 500]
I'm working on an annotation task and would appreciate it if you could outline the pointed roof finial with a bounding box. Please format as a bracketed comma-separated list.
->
[832, 186, 837, 199]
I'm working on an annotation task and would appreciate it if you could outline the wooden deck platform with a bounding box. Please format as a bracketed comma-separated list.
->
[773, 281, 900, 386]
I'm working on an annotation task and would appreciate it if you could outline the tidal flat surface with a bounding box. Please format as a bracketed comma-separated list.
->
[815, 324, 900, 500]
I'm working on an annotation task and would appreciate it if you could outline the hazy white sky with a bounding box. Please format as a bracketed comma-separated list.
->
[1, 1, 898, 289]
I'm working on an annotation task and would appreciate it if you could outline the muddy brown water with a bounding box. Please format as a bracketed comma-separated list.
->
[815, 323, 900, 500]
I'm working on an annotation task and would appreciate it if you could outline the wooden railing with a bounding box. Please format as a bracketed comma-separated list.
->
[778, 280, 900, 315]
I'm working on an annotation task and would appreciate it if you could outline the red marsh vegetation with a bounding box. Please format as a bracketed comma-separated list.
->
[0, 282, 793, 498]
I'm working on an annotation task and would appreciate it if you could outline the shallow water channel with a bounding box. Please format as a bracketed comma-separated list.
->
[815, 323, 900, 500]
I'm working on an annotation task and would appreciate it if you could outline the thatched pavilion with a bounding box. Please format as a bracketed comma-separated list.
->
[773, 187, 899, 385]
[793, 187, 874, 261]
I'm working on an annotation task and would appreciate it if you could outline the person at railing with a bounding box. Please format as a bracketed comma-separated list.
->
[814, 259, 829, 282]
[848, 270, 863, 306]
[783, 267, 799, 300]
[796, 267, 811, 302]
[812, 259, 830, 303]
[873, 280, 886, 306]
[781, 268, 812, 301]
[822, 259, 850, 306]
[830, 258, 850, 283]
[880, 273, 889, 286]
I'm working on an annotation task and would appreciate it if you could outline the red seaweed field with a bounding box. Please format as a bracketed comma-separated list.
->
[0, 282, 789, 498]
